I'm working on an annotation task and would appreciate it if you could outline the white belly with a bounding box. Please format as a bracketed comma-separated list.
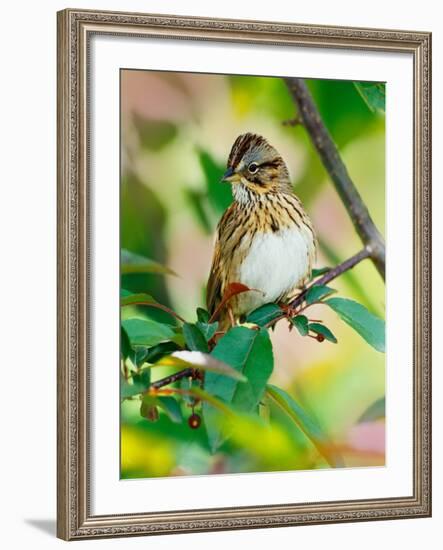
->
[237, 227, 312, 314]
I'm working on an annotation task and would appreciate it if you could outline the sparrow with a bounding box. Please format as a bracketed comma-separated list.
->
[206, 133, 316, 329]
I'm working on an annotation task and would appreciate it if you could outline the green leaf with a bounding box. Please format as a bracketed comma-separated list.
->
[141, 394, 183, 423]
[184, 188, 212, 234]
[178, 378, 238, 416]
[209, 327, 273, 407]
[195, 321, 218, 341]
[121, 248, 176, 276]
[196, 307, 210, 323]
[198, 149, 232, 214]
[308, 323, 338, 343]
[156, 396, 183, 423]
[132, 368, 151, 388]
[122, 318, 176, 347]
[358, 397, 385, 422]
[133, 348, 150, 367]
[134, 341, 181, 366]
[203, 327, 273, 451]
[183, 323, 209, 352]
[311, 267, 331, 279]
[246, 303, 282, 326]
[121, 292, 158, 307]
[291, 315, 309, 336]
[121, 291, 183, 324]
[354, 82, 385, 113]
[185, 386, 236, 417]
[121, 326, 132, 360]
[155, 351, 246, 382]
[325, 297, 385, 352]
[229, 329, 274, 411]
[306, 78, 377, 149]
[305, 285, 336, 305]
[121, 375, 147, 400]
[120, 288, 132, 298]
[121, 366, 151, 400]
[266, 385, 343, 468]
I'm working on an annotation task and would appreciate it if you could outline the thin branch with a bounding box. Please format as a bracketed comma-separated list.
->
[282, 116, 302, 127]
[150, 368, 194, 390]
[150, 249, 372, 387]
[292, 247, 371, 308]
[149, 249, 372, 386]
[283, 77, 385, 280]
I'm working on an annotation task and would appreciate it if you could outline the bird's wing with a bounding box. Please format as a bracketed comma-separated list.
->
[206, 238, 223, 316]
[206, 203, 236, 316]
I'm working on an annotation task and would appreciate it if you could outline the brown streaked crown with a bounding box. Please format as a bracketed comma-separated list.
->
[227, 133, 269, 168]
[225, 133, 292, 196]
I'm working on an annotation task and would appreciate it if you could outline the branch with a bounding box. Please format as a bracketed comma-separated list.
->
[149, 248, 371, 388]
[150, 367, 194, 390]
[291, 247, 370, 309]
[283, 77, 385, 280]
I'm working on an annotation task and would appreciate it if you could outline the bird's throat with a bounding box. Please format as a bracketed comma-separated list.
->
[232, 183, 259, 206]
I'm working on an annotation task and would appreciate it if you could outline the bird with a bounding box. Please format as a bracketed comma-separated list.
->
[206, 133, 317, 331]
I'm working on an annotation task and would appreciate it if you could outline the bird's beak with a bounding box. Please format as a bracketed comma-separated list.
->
[221, 167, 240, 183]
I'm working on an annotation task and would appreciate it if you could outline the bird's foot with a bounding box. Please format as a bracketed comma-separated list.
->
[279, 302, 299, 319]
[278, 302, 301, 332]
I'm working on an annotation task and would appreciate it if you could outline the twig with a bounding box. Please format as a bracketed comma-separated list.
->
[149, 249, 372, 386]
[150, 249, 372, 387]
[283, 77, 385, 280]
[293, 247, 371, 307]
[282, 116, 302, 127]
[150, 367, 194, 389]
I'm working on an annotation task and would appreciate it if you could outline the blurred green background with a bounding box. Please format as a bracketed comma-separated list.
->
[120, 70, 386, 478]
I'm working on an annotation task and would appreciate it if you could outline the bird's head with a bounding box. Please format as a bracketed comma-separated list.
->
[221, 133, 292, 201]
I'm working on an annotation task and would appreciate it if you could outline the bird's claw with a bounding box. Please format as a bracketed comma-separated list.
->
[279, 302, 299, 320]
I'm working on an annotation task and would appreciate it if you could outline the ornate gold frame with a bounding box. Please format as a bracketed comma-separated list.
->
[57, 8, 431, 540]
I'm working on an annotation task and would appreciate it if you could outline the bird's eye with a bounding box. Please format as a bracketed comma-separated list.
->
[248, 162, 259, 174]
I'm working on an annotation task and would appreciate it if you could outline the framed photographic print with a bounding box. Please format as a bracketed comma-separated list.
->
[57, 8, 431, 540]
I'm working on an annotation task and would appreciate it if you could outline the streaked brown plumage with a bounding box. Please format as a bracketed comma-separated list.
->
[206, 133, 316, 329]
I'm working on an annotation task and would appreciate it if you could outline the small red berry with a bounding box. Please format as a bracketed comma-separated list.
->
[316, 333, 325, 342]
[188, 413, 201, 429]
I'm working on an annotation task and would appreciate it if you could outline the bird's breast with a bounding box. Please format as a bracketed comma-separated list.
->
[235, 226, 313, 315]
